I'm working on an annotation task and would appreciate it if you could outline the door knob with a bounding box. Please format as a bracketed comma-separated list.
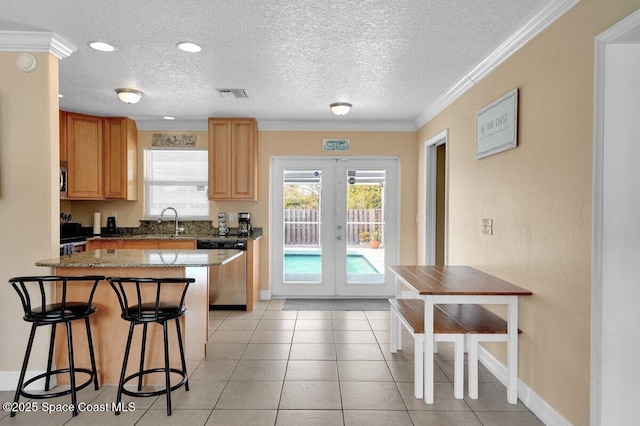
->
[337, 235, 342, 240]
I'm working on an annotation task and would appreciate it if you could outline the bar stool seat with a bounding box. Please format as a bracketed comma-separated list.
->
[108, 277, 194, 416]
[8, 275, 104, 417]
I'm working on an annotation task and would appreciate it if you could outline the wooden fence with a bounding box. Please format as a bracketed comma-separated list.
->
[284, 209, 382, 245]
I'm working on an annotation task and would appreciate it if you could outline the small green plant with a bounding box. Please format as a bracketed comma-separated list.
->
[359, 231, 371, 243]
[371, 229, 382, 242]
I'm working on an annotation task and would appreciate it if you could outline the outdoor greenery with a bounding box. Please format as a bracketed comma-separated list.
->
[284, 184, 382, 209]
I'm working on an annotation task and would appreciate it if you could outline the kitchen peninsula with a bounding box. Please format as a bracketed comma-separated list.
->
[35, 248, 242, 385]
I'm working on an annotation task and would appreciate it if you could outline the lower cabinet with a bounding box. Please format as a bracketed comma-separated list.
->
[86, 239, 196, 250]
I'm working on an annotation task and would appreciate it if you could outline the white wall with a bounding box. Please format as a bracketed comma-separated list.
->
[600, 43, 640, 425]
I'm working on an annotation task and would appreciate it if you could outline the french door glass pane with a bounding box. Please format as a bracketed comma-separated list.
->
[283, 169, 322, 282]
[345, 169, 385, 284]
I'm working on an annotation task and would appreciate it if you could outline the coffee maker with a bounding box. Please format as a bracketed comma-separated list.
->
[238, 212, 252, 236]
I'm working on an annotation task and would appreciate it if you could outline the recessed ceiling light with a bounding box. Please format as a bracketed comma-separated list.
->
[176, 42, 202, 53]
[89, 41, 116, 52]
[162, 116, 176, 120]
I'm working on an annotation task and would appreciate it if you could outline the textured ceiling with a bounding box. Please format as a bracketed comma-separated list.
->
[2, 0, 553, 130]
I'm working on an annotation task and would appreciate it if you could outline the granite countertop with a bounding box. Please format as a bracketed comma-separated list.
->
[36, 249, 244, 268]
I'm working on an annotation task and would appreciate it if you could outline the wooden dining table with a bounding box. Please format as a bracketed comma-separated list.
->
[388, 265, 532, 404]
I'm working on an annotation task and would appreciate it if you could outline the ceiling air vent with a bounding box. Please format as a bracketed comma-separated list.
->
[217, 89, 248, 99]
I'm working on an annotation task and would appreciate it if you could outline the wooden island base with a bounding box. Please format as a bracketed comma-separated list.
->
[53, 266, 208, 386]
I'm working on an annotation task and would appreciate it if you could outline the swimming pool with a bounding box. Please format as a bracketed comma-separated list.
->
[284, 253, 379, 274]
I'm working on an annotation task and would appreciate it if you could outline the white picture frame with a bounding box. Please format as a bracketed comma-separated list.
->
[476, 88, 518, 159]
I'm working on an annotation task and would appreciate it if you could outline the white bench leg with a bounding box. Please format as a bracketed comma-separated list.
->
[389, 308, 399, 353]
[453, 335, 464, 399]
[468, 335, 479, 399]
[414, 335, 424, 399]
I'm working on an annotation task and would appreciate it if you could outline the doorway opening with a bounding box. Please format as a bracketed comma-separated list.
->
[424, 130, 448, 265]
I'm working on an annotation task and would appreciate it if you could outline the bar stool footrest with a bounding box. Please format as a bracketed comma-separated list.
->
[19, 368, 95, 399]
[120, 368, 188, 398]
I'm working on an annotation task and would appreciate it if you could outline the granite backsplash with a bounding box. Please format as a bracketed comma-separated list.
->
[83, 220, 261, 238]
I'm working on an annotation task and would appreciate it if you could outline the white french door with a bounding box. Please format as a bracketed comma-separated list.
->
[271, 157, 398, 297]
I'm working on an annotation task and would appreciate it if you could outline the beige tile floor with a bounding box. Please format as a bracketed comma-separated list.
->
[0, 300, 544, 425]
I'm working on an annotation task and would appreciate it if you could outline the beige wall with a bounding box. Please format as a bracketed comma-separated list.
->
[0, 52, 60, 374]
[416, 1, 640, 424]
[70, 130, 419, 294]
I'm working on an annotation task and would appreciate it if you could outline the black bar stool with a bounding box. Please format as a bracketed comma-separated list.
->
[9, 275, 104, 417]
[108, 277, 194, 416]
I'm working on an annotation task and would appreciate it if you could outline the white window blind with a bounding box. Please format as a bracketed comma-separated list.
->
[145, 148, 209, 219]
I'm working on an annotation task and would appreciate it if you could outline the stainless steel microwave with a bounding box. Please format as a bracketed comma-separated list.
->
[60, 167, 67, 196]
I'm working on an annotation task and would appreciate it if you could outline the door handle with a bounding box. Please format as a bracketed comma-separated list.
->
[336, 235, 342, 240]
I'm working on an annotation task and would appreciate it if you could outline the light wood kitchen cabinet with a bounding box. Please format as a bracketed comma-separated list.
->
[65, 112, 103, 199]
[158, 240, 196, 249]
[246, 238, 260, 311]
[208, 118, 258, 201]
[86, 239, 119, 251]
[104, 117, 137, 200]
[87, 239, 196, 251]
[60, 111, 138, 200]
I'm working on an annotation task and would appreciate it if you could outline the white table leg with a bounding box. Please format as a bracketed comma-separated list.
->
[507, 297, 518, 404]
[423, 298, 434, 404]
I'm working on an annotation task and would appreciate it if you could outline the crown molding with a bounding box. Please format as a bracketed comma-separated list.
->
[413, 0, 581, 129]
[257, 120, 416, 132]
[135, 118, 416, 132]
[0, 30, 76, 59]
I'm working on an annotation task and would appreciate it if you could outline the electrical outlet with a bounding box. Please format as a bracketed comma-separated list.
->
[482, 218, 493, 235]
[229, 212, 238, 222]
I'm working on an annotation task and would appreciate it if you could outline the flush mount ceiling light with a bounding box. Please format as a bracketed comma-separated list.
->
[116, 88, 142, 104]
[176, 41, 202, 53]
[162, 116, 176, 120]
[89, 41, 116, 52]
[330, 102, 352, 116]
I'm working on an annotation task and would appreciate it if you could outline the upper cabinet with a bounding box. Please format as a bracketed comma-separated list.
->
[104, 117, 138, 200]
[60, 111, 137, 200]
[65, 112, 104, 199]
[208, 118, 258, 201]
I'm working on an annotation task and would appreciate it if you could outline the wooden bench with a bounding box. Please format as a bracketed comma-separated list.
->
[437, 303, 522, 400]
[388, 298, 466, 399]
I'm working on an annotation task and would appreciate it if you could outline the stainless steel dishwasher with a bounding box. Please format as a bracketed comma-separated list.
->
[197, 240, 247, 310]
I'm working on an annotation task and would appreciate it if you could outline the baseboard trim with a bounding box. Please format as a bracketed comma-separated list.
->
[0, 370, 53, 392]
[478, 346, 569, 426]
[259, 290, 272, 301]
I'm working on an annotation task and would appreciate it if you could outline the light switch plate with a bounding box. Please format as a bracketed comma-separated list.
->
[482, 218, 493, 235]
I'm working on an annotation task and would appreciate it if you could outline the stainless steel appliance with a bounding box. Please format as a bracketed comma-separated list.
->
[238, 212, 252, 236]
[60, 222, 86, 255]
[59, 165, 67, 197]
[197, 240, 247, 309]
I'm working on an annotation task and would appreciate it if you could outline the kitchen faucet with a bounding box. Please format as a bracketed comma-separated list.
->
[158, 207, 184, 236]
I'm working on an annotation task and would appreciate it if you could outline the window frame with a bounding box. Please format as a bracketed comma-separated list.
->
[144, 147, 209, 220]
